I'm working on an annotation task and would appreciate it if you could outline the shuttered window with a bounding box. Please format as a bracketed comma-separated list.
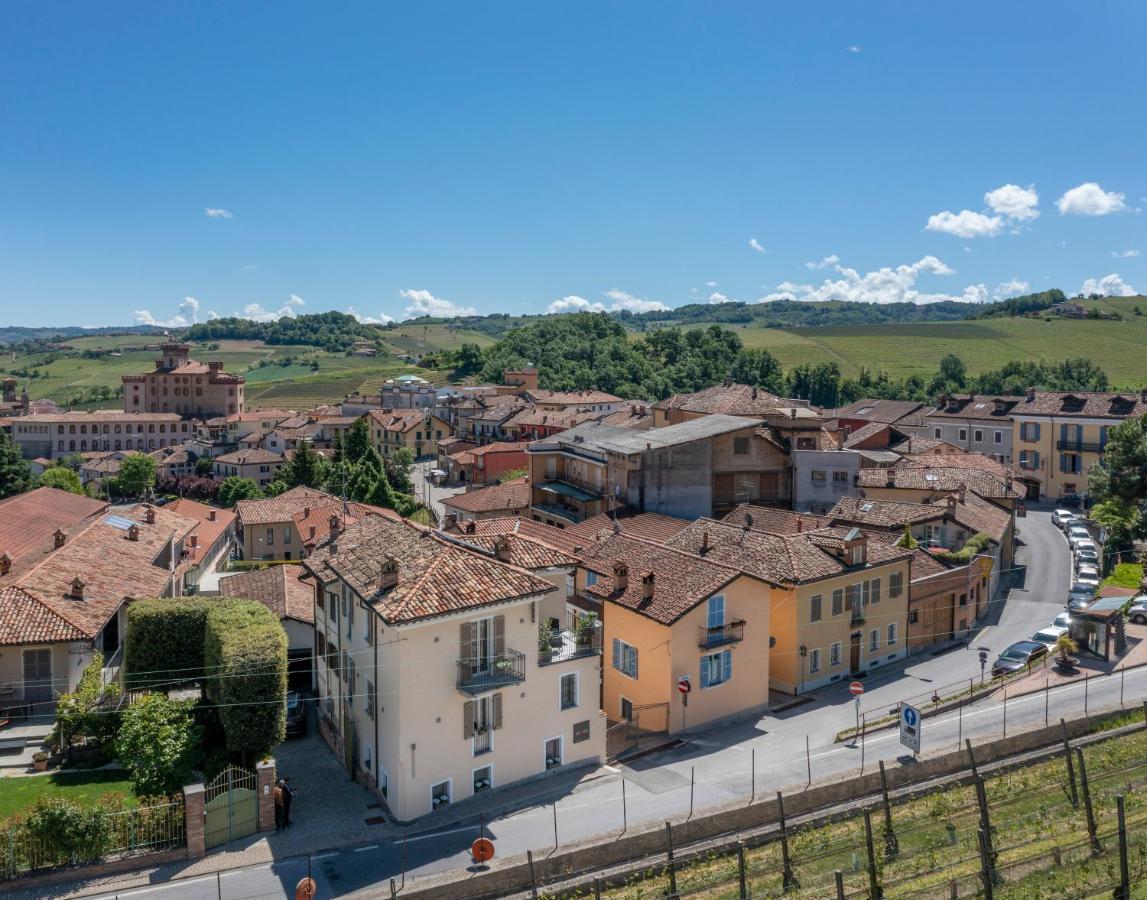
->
[612, 638, 638, 678]
[700, 650, 732, 688]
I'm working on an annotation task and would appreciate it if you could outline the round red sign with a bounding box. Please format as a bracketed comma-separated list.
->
[471, 837, 495, 863]
[849, 680, 865, 696]
[677, 676, 691, 695]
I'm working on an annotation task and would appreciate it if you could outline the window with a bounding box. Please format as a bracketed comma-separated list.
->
[868, 579, 881, 604]
[811, 470, 827, 484]
[994, 430, 1003, 444]
[362, 741, 373, 776]
[1059, 453, 1082, 474]
[265, 528, 274, 546]
[869, 629, 879, 652]
[810, 594, 822, 623]
[830, 642, 842, 667]
[733, 436, 750, 456]
[845, 583, 861, 613]
[612, 639, 638, 678]
[933, 427, 942, 439]
[473, 765, 492, 794]
[706, 595, 725, 630]
[908, 610, 919, 624]
[431, 780, 451, 809]
[889, 572, 903, 599]
[585, 571, 598, 588]
[1021, 422, 1040, 442]
[700, 649, 733, 688]
[958, 428, 968, 442]
[545, 737, 563, 769]
[832, 589, 844, 617]
[832, 471, 849, 484]
[366, 680, 375, 719]
[283, 528, 292, 544]
[809, 648, 821, 673]
[887, 623, 898, 645]
[560, 672, 578, 710]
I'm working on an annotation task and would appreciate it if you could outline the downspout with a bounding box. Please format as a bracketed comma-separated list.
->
[373, 615, 380, 795]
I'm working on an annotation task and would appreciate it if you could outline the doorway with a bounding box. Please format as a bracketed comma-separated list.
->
[23, 649, 52, 702]
[849, 632, 862, 675]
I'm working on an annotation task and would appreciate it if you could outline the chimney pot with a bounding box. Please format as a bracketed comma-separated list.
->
[128, 524, 140, 541]
[144, 504, 156, 524]
[613, 561, 629, 593]
[208, 509, 216, 521]
[1026, 386, 1036, 402]
[493, 535, 513, 562]
[70, 576, 85, 599]
[54, 528, 66, 549]
[641, 571, 655, 601]
[701, 530, 710, 552]
[329, 513, 341, 535]
[0, 553, 10, 576]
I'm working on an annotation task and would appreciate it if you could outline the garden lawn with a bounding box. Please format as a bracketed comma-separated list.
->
[0, 770, 136, 820]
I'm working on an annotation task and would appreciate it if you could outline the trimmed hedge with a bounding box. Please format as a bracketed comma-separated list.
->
[204, 600, 287, 761]
[124, 599, 214, 689]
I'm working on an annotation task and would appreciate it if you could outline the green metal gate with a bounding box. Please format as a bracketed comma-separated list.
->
[204, 765, 258, 849]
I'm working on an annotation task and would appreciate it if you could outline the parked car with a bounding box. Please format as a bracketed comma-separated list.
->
[1059, 493, 1083, 508]
[991, 640, 1049, 676]
[1052, 509, 1077, 530]
[1052, 611, 1073, 629]
[1128, 596, 1147, 625]
[1068, 583, 1096, 611]
[285, 691, 307, 738]
[1032, 625, 1068, 649]
[1075, 547, 1100, 567]
[1067, 525, 1091, 544]
[1073, 539, 1098, 559]
[1076, 563, 1101, 582]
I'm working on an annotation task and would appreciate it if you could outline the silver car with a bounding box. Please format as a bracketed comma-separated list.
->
[1128, 596, 1147, 625]
[1053, 509, 1076, 530]
[1033, 625, 1068, 649]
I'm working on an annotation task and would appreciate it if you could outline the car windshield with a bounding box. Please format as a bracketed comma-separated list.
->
[999, 648, 1028, 661]
[1033, 631, 1058, 643]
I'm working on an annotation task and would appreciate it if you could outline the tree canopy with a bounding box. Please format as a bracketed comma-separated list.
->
[0, 430, 34, 500]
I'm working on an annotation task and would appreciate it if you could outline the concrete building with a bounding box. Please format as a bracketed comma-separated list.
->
[122, 342, 245, 418]
[303, 516, 605, 821]
[792, 449, 861, 514]
[918, 395, 1022, 465]
[213, 448, 285, 489]
[367, 409, 453, 460]
[442, 478, 532, 525]
[9, 411, 196, 460]
[380, 374, 437, 410]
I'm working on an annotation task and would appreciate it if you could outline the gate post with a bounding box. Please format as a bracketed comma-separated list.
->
[257, 759, 277, 832]
[184, 782, 206, 859]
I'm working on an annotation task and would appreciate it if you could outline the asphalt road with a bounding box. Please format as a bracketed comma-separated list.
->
[83, 510, 1114, 900]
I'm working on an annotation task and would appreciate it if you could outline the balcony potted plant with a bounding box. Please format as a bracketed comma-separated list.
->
[538, 620, 554, 653]
[1054, 633, 1079, 672]
[575, 613, 598, 647]
[32, 751, 49, 772]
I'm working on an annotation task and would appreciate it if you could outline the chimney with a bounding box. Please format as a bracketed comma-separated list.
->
[208, 509, 217, 521]
[797, 516, 803, 533]
[885, 468, 895, 487]
[309, 526, 316, 540]
[641, 571, 655, 601]
[701, 530, 710, 553]
[444, 513, 458, 529]
[144, 504, 156, 524]
[0, 553, 10, 576]
[329, 514, 341, 538]
[465, 520, 477, 535]
[612, 561, 629, 593]
[69, 576, 85, 600]
[379, 556, 399, 592]
[1141, 388, 1147, 405]
[54, 528, 66, 549]
[957, 482, 966, 504]
[946, 494, 957, 510]
[189, 534, 199, 548]
[127, 524, 140, 542]
[303, 507, 311, 519]
[1026, 386, 1036, 402]
[751, 387, 758, 400]
[493, 535, 513, 563]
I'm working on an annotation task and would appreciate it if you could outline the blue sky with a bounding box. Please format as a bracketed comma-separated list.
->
[1, 2, 1144, 327]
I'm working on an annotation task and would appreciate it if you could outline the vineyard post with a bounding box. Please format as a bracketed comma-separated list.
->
[526, 850, 539, 900]
[976, 828, 995, 900]
[1117, 794, 1130, 899]
[664, 821, 677, 896]
[863, 809, 882, 899]
[1075, 747, 1102, 856]
[1061, 720, 1078, 807]
[834, 869, 845, 900]
[737, 840, 748, 899]
[778, 791, 797, 891]
[878, 760, 898, 858]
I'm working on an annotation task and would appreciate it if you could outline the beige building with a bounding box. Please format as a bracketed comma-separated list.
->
[213, 448, 285, 489]
[653, 383, 824, 449]
[9, 411, 195, 460]
[367, 409, 453, 460]
[303, 516, 605, 821]
[122, 342, 245, 418]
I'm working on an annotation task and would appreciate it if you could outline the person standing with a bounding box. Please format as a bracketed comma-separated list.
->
[273, 781, 285, 831]
[279, 776, 296, 828]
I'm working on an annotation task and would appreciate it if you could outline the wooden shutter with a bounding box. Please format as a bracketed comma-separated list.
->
[493, 615, 505, 657]
[460, 621, 473, 666]
[463, 700, 475, 739]
[722, 650, 732, 683]
[612, 638, 621, 670]
[492, 693, 503, 730]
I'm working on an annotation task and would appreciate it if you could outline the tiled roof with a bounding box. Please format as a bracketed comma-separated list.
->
[566, 512, 693, 546]
[832, 399, 926, 425]
[721, 504, 833, 534]
[167, 498, 236, 564]
[535, 414, 764, 456]
[236, 486, 340, 526]
[927, 491, 1010, 543]
[456, 533, 578, 570]
[442, 478, 531, 514]
[218, 565, 315, 625]
[503, 406, 598, 431]
[11, 411, 184, 424]
[214, 449, 284, 465]
[829, 497, 939, 529]
[842, 422, 893, 449]
[655, 383, 817, 419]
[0, 586, 89, 645]
[292, 501, 400, 546]
[597, 404, 655, 429]
[303, 517, 555, 625]
[579, 531, 746, 625]
[470, 441, 529, 457]
[0, 487, 108, 579]
[926, 395, 1023, 421]
[1012, 390, 1147, 419]
[666, 520, 912, 587]
[895, 451, 1023, 483]
[367, 409, 435, 433]
[524, 389, 623, 406]
[857, 467, 1024, 500]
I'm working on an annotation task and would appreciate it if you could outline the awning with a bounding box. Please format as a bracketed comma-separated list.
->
[537, 480, 599, 502]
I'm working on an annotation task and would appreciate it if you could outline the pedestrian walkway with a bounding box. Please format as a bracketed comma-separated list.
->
[1002, 621, 1147, 698]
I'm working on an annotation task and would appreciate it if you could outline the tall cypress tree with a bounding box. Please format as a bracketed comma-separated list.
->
[0, 431, 34, 500]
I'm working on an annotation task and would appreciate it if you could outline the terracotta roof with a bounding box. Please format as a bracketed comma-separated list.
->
[926, 491, 1011, 543]
[829, 497, 939, 530]
[302, 517, 555, 625]
[167, 498, 236, 564]
[566, 512, 693, 546]
[926, 395, 1023, 421]
[442, 478, 531, 514]
[721, 504, 833, 534]
[469, 441, 529, 457]
[597, 404, 655, 428]
[218, 565, 315, 625]
[438, 437, 476, 451]
[842, 422, 893, 449]
[0, 488, 108, 579]
[457, 533, 578, 570]
[446, 516, 580, 555]
[503, 406, 601, 431]
[895, 451, 1023, 483]
[291, 500, 400, 546]
[832, 399, 926, 425]
[0, 586, 90, 645]
[214, 449, 284, 466]
[367, 409, 435, 433]
[655, 384, 818, 419]
[524, 389, 623, 406]
[857, 467, 1023, 500]
[11, 411, 183, 424]
[579, 531, 747, 625]
[905, 547, 953, 580]
[666, 519, 912, 587]
[236, 486, 341, 526]
[952, 389, 1147, 421]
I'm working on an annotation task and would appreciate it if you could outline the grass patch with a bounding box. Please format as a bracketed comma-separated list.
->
[1101, 563, 1144, 590]
[0, 770, 136, 820]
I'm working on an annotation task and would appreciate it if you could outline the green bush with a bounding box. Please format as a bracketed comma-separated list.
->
[55, 652, 121, 746]
[21, 796, 112, 865]
[124, 599, 213, 689]
[1102, 562, 1144, 589]
[938, 532, 992, 565]
[116, 693, 200, 796]
[203, 600, 287, 762]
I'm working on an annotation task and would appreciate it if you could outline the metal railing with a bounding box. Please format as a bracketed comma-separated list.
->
[1056, 440, 1105, 453]
[457, 649, 526, 694]
[539, 624, 602, 666]
[698, 620, 746, 649]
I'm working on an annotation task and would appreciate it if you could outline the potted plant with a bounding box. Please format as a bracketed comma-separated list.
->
[575, 613, 598, 646]
[32, 751, 49, 772]
[1054, 633, 1079, 672]
[538, 620, 554, 653]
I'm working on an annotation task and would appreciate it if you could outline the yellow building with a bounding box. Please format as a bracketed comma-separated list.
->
[367, 409, 453, 460]
[1009, 390, 1147, 501]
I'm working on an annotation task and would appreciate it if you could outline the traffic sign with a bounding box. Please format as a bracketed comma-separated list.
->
[849, 680, 865, 697]
[677, 675, 692, 695]
[900, 703, 921, 753]
[471, 837, 495, 864]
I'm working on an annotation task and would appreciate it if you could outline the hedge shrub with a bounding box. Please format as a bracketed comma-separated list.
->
[124, 599, 213, 689]
[203, 599, 287, 762]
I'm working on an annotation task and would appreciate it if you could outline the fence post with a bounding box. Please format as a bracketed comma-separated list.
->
[1044, 677, 1049, 725]
[689, 766, 695, 819]
[976, 828, 995, 900]
[1116, 794, 1130, 899]
[834, 869, 845, 900]
[1002, 690, 1007, 738]
[737, 840, 748, 899]
[1084, 672, 1089, 715]
[878, 760, 898, 858]
[777, 791, 797, 891]
[553, 802, 559, 850]
[527, 849, 539, 900]
[863, 809, 882, 899]
[1120, 664, 1125, 708]
[183, 782, 205, 860]
[621, 778, 627, 834]
[1075, 747, 1102, 856]
[806, 735, 812, 786]
[973, 775, 997, 881]
[750, 747, 755, 804]
[1061, 719, 1078, 807]
[593, 876, 603, 900]
[965, 738, 979, 779]
[665, 821, 677, 896]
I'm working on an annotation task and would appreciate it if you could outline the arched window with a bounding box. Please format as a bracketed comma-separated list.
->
[114, 424, 121, 433]
[80, 425, 87, 434]
[57, 425, 64, 434]
[68, 440, 75, 451]
[80, 440, 87, 451]
[58, 441, 64, 451]
[114, 440, 121, 451]
[69, 425, 75, 434]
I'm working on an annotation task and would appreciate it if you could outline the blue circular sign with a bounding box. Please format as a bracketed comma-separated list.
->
[903, 707, 918, 727]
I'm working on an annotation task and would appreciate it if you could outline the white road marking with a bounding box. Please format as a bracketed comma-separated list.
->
[405, 823, 482, 842]
[313, 851, 340, 860]
[354, 844, 380, 852]
[112, 878, 213, 897]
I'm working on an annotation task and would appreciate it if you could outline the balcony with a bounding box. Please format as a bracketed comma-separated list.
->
[1056, 440, 1105, 454]
[457, 649, 526, 695]
[698, 620, 746, 649]
[539, 623, 602, 666]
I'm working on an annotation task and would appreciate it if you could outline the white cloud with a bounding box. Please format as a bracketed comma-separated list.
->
[131, 295, 203, 328]
[206, 310, 220, 321]
[239, 294, 306, 322]
[748, 238, 767, 254]
[345, 306, 395, 325]
[1057, 182, 1127, 216]
[847, 45, 862, 53]
[399, 288, 478, 319]
[545, 295, 605, 314]
[984, 184, 1039, 221]
[705, 281, 718, 287]
[754, 255, 985, 305]
[242, 264, 259, 271]
[993, 279, 1030, 300]
[604, 288, 670, 313]
[1080, 273, 1136, 297]
[1110, 249, 1140, 258]
[204, 208, 233, 219]
[708, 292, 736, 304]
[804, 254, 841, 270]
[925, 209, 1003, 238]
